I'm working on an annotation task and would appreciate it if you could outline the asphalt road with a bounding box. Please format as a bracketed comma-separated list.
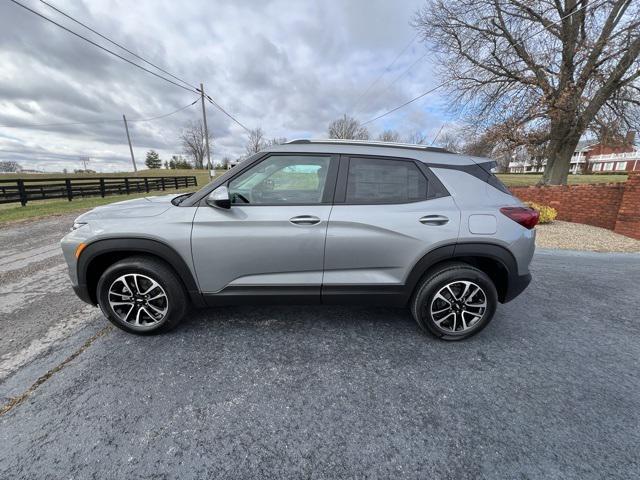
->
[1, 213, 639, 479]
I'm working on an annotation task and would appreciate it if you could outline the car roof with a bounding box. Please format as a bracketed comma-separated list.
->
[262, 139, 489, 166]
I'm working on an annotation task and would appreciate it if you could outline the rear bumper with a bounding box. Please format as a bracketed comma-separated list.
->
[503, 272, 532, 303]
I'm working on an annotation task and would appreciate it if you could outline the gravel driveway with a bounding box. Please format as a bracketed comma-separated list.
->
[1, 215, 639, 479]
[536, 220, 640, 252]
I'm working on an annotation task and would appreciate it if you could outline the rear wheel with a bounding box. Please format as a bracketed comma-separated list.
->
[97, 256, 187, 334]
[410, 262, 497, 340]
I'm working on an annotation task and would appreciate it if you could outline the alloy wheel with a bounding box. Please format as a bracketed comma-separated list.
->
[428, 280, 487, 334]
[108, 273, 169, 327]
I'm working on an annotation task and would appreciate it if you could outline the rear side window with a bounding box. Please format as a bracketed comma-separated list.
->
[346, 158, 427, 204]
[474, 161, 511, 195]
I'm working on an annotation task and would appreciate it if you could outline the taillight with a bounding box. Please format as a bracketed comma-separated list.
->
[500, 207, 539, 229]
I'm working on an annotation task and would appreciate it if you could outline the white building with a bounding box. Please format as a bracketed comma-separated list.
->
[508, 144, 592, 174]
[508, 143, 640, 174]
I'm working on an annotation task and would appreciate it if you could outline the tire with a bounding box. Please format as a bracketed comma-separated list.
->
[410, 262, 498, 341]
[96, 255, 188, 335]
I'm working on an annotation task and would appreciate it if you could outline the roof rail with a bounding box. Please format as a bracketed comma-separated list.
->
[285, 138, 452, 153]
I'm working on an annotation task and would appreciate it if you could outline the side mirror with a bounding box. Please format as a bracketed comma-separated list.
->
[206, 186, 231, 209]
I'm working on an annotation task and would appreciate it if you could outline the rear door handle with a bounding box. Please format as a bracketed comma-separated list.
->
[419, 215, 449, 226]
[289, 215, 321, 226]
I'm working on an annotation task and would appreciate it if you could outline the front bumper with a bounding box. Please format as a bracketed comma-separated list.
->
[72, 284, 95, 305]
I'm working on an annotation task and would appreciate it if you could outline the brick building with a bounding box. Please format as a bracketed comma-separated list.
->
[508, 132, 639, 174]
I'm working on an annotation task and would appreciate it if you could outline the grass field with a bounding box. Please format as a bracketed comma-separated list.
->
[0, 187, 199, 224]
[0, 169, 222, 224]
[0, 170, 628, 224]
[496, 173, 627, 186]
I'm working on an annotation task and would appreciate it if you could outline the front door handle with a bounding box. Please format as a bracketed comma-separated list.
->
[419, 215, 449, 226]
[289, 215, 321, 226]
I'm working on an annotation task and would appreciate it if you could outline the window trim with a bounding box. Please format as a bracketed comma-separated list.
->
[223, 152, 340, 207]
[334, 154, 443, 205]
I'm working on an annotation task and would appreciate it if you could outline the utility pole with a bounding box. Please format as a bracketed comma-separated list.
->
[199, 83, 213, 181]
[123, 114, 137, 173]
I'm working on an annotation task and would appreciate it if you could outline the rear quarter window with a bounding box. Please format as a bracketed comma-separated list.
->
[346, 157, 427, 204]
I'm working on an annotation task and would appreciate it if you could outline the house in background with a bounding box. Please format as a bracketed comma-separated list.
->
[508, 141, 593, 173]
[588, 143, 640, 173]
[508, 132, 640, 174]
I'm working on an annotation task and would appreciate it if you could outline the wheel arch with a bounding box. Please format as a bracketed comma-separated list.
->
[406, 242, 519, 303]
[77, 238, 203, 306]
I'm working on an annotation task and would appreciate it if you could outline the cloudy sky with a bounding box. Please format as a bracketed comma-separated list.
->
[0, 0, 449, 172]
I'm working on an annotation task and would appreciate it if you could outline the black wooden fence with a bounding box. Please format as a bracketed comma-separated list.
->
[0, 176, 198, 206]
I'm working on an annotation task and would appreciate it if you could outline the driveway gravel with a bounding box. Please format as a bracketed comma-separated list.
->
[535, 220, 640, 252]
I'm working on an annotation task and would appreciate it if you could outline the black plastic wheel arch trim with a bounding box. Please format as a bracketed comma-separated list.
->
[76, 238, 204, 307]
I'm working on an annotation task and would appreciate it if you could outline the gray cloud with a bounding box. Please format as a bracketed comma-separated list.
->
[0, 0, 445, 173]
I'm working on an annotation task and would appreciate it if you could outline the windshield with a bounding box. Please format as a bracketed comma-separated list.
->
[181, 152, 263, 206]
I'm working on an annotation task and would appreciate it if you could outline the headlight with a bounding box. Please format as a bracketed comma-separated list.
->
[71, 221, 88, 231]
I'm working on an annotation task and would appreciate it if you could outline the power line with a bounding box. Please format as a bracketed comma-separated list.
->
[10, 0, 252, 134]
[361, 82, 447, 126]
[128, 99, 199, 123]
[0, 99, 198, 129]
[39, 0, 198, 92]
[362, 50, 429, 111]
[350, 33, 418, 115]
[361, 0, 609, 126]
[8, 0, 197, 94]
[430, 122, 446, 146]
[205, 96, 251, 133]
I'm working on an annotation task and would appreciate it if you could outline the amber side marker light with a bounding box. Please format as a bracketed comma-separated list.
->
[75, 243, 87, 258]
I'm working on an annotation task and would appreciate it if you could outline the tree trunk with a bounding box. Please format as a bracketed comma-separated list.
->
[540, 118, 582, 185]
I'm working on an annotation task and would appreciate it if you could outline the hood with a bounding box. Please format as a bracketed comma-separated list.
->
[75, 193, 180, 222]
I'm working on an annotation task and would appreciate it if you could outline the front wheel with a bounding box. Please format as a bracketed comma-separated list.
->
[410, 262, 498, 341]
[97, 256, 188, 335]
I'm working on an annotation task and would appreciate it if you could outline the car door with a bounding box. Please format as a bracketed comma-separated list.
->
[322, 155, 460, 300]
[191, 153, 338, 302]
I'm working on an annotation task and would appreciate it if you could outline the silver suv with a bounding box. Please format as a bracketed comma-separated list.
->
[61, 140, 537, 340]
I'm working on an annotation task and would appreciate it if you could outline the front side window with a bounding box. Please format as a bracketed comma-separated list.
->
[616, 161, 627, 171]
[345, 157, 427, 204]
[228, 155, 331, 205]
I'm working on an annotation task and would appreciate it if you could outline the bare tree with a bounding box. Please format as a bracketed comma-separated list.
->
[377, 130, 400, 142]
[405, 130, 428, 145]
[435, 131, 461, 152]
[414, 0, 640, 185]
[181, 120, 212, 169]
[590, 101, 638, 147]
[246, 127, 266, 155]
[265, 137, 288, 147]
[461, 132, 496, 158]
[0, 161, 20, 173]
[328, 114, 370, 140]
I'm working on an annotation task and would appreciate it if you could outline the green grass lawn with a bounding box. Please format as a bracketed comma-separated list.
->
[0, 187, 200, 224]
[0, 169, 224, 224]
[496, 173, 628, 186]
